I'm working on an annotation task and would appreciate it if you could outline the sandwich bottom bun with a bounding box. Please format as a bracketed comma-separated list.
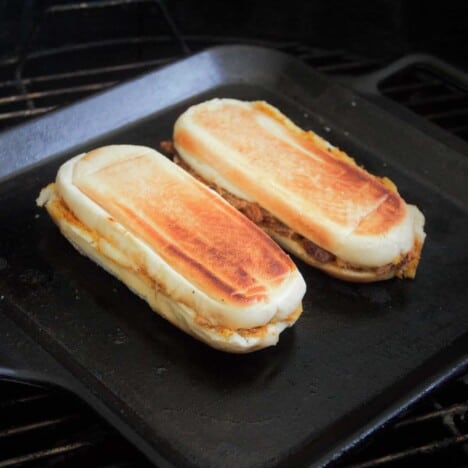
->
[37, 184, 302, 353]
[266, 230, 394, 282]
[266, 227, 425, 283]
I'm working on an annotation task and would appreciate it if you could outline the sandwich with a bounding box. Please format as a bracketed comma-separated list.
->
[37, 145, 306, 353]
[171, 98, 426, 282]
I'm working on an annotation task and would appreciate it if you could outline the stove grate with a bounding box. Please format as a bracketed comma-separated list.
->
[336, 376, 468, 467]
[379, 65, 468, 141]
[0, 0, 383, 130]
[0, 376, 466, 467]
[0, 379, 151, 467]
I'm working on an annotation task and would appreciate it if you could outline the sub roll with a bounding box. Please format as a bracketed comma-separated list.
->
[37, 145, 306, 353]
[172, 99, 426, 282]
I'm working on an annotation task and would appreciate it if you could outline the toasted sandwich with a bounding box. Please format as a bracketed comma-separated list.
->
[37, 145, 306, 353]
[172, 98, 426, 282]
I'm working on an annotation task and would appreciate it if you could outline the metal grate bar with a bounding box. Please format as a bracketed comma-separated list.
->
[426, 107, 468, 121]
[0, 442, 90, 468]
[381, 81, 449, 100]
[0, 59, 169, 89]
[314, 61, 383, 75]
[0, 107, 55, 121]
[0, 82, 116, 105]
[0, 415, 78, 438]
[405, 93, 468, 110]
[394, 401, 468, 428]
[155, 0, 190, 54]
[348, 433, 468, 468]
[48, 0, 159, 13]
[42, 0, 189, 55]
[0, 393, 49, 409]
[0, 57, 16, 67]
[5, 36, 181, 63]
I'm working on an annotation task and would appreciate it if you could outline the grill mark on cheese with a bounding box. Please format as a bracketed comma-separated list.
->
[168, 151, 337, 265]
[46, 190, 305, 335]
[175, 128, 332, 248]
[175, 101, 405, 245]
[355, 190, 406, 235]
[73, 150, 294, 305]
[113, 202, 258, 301]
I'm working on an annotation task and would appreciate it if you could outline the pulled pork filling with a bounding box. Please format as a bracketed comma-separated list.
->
[160, 141, 414, 277]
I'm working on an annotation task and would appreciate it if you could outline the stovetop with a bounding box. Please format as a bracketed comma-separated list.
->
[0, 1, 467, 467]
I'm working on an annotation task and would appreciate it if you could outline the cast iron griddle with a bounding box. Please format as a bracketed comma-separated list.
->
[0, 46, 467, 468]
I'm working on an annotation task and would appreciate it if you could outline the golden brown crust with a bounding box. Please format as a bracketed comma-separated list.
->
[174, 100, 407, 250]
[167, 149, 421, 281]
[41, 185, 303, 352]
[72, 148, 296, 306]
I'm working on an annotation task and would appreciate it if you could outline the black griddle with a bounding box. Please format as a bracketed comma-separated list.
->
[0, 46, 467, 468]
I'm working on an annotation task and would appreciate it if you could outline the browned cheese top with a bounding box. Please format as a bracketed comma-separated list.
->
[73, 147, 295, 306]
[174, 101, 406, 249]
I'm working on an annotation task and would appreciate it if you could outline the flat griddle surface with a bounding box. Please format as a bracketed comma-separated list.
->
[0, 46, 467, 467]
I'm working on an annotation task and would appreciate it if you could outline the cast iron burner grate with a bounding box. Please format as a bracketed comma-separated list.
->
[0, 378, 152, 467]
[0, 0, 384, 130]
[0, 1, 467, 467]
[379, 66, 468, 142]
[0, 375, 466, 467]
[336, 376, 468, 468]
